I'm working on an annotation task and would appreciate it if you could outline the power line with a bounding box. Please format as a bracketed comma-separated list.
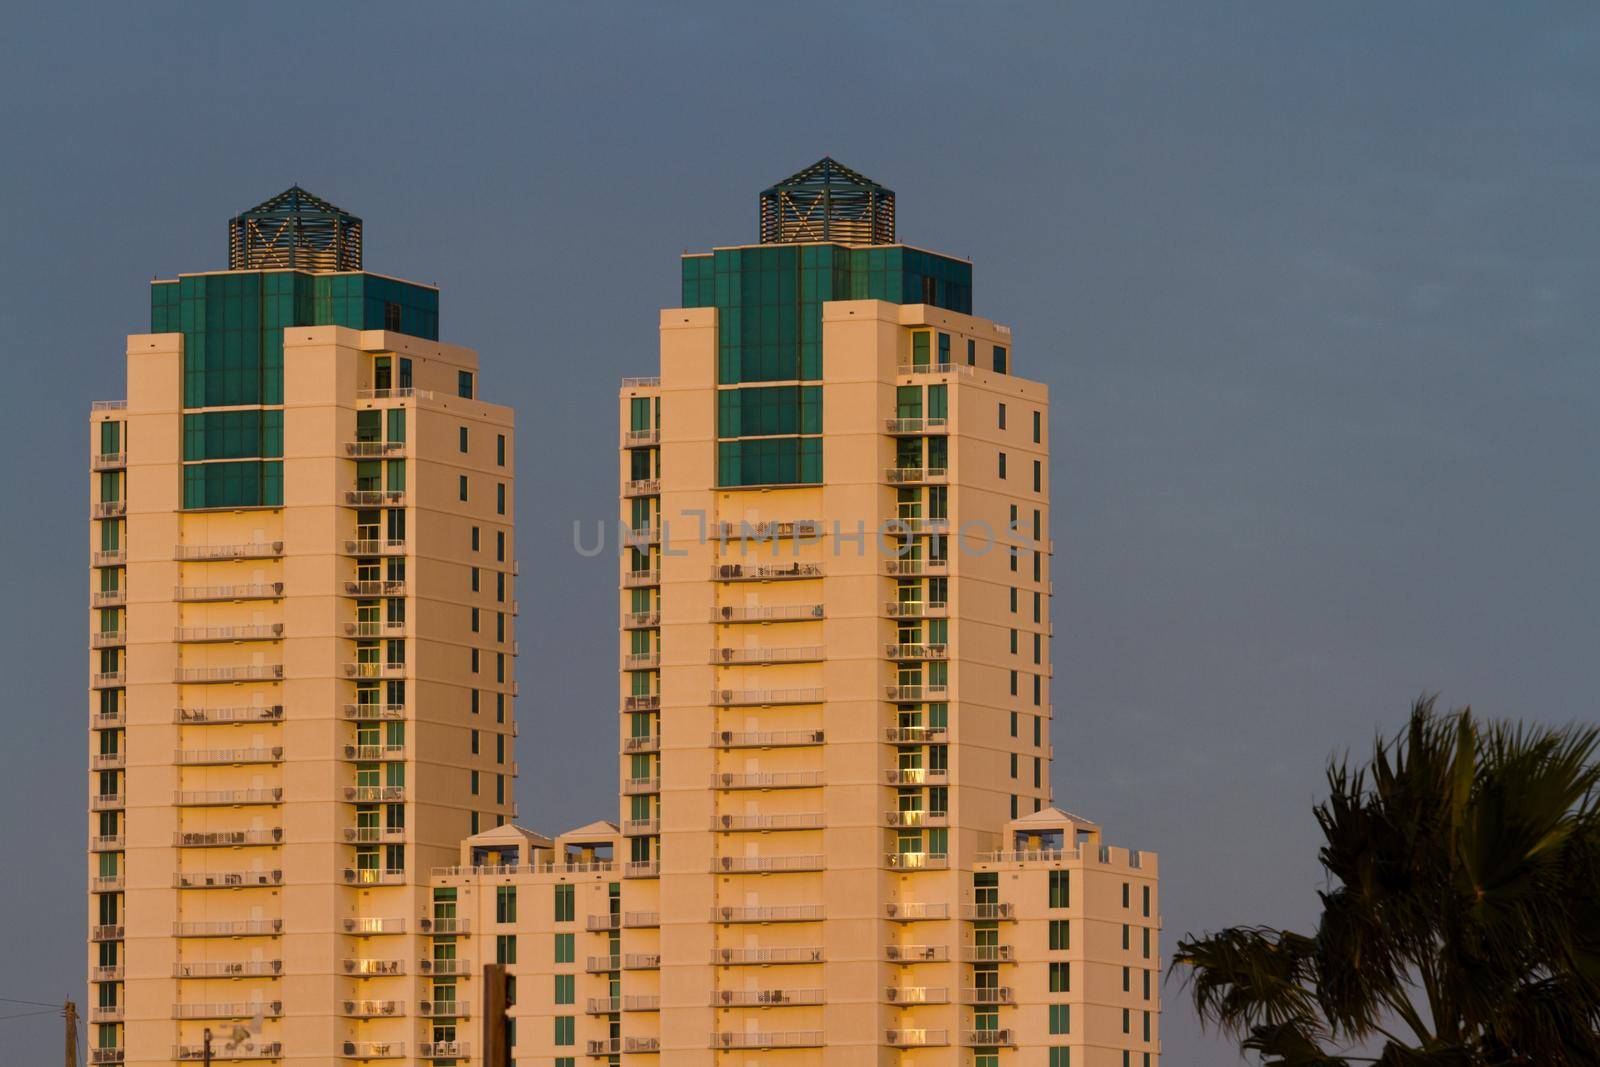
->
[0, 1008, 61, 1022]
[0, 996, 60, 1008]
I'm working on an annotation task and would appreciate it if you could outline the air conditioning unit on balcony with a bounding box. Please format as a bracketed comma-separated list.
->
[719, 857, 734, 870]
[886, 946, 902, 961]
[886, 903, 899, 917]
[720, 814, 733, 828]
[719, 906, 734, 919]
[719, 731, 732, 743]
[718, 990, 734, 1004]
[418, 918, 433, 932]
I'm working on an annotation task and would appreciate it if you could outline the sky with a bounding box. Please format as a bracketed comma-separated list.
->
[2, 3, 1598, 1062]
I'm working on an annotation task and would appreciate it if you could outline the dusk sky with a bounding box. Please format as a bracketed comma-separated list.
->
[4, 4, 1599, 1061]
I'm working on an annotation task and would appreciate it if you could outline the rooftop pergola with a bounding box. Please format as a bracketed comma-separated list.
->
[228, 185, 362, 272]
[759, 157, 895, 246]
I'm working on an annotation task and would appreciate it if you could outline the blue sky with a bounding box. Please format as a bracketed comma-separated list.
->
[3, 4, 1599, 1061]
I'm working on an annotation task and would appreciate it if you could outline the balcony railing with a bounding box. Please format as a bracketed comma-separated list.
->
[90, 834, 126, 851]
[625, 861, 660, 878]
[345, 786, 405, 802]
[884, 558, 948, 577]
[89, 630, 126, 649]
[709, 688, 823, 707]
[343, 743, 406, 761]
[418, 999, 470, 1017]
[93, 710, 125, 729]
[90, 589, 126, 608]
[340, 1042, 405, 1059]
[343, 959, 406, 977]
[174, 746, 284, 766]
[886, 683, 948, 702]
[975, 847, 1082, 864]
[417, 958, 471, 976]
[91, 965, 125, 981]
[887, 1029, 950, 1048]
[173, 828, 283, 848]
[171, 1001, 283, 1020]
[90, 672, 125, 689]
[622, 818, 659, 836]
[173, 1043, 283, 1061]
[962, 986, 1016, 1005]
[419, 1042, 468, 1059]
[884, 945, 949, 963]
[885, 725, 947, 743]
[173, 541, 283, 561]
[175, 788, 283, 806]
[712, 561, 823, 582]
[90, 793, 124, 810]
[621, 376, 660, 389]
[897, 361, 976, 378]
[344, 490, 405, 506]
[622, 651, 659, 670]
[586, 1039, 622, 1056]
[91, 452, 127, 470]
[623, 568, 660, 588]
[91, 550, 126, 568]
[712, 811, 824, 831]
[343, 579, 405, 596]
[175, 664, 285, 683]
[177, 704, 283, 724]
[711, 947, 823, 965]
[173, 919, 283, 937]
[625, 994, 661, 1011]
[713, 520, 823, 542]
[91, 501, 127, 518]
[343, 538, 407, 556]
[626, 911, 660, 927]
[884, 987, 950, 1005]
[711, 988, 824, 1007]
[344, 999, 406, 1017]
[89, 1050, 123, 1064]
[342, 702, 406, 720]
[623, 478, 661, 497]
[586, 914, 621, 932]
[884, 600, 949, 619]
[963, 1029, 1017, 1046]
[711, 770, 822, 790]
[174, 960, 281, 978]
[885, 466, 948, 484]
[622, 525, 659, 546]
[712, 854, 825, 873]
[885, 642, 949, 660]
[709, 1031, 824, 1050]
[961, 945, 1017, 963]
[623, 1037, 659, 1053]
[585, 954, 620, 973]
[90, 923, 124, 941]
[886, 768, 949, 786]
[343, 661, 405, 679]
[174, 870, 283, 889]
[885, 902, 950, 921]
[621, 734, 660, 754]
[417, 916, 469, 934]
[623, 428, 659, 447]
[90, 752, 126, 771]
[356, 387, 434, 400]
[885, 809, 948, 828]
[711, 905, 824, 923]
[626, 953, 661, 969]
[345, 441, 406, 457]
[886, 852, 950, 871]
[961, 902, 1016, 921]
[622, 610, 660, 629]
[174, 583, 283, 602]
[621, 776, 660, 795]
[885, 416, 948, 434]
[710, 603, 824, 623]
[91, 400, 128, 411]
[711, 729, 824, 749]
[709, 645, 824, 665]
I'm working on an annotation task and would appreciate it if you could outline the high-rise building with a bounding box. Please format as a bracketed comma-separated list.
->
[87, 187, 518, 1066]
[428, 159, 1159, 1067]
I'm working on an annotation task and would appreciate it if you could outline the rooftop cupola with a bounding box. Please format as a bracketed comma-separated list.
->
[759, 157, 895, 246]
[228, 185, 362, 272]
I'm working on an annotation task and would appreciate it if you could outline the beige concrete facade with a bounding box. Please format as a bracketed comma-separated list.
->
[89, 285, 518, 1065]
[423, 251, 1160, 1067]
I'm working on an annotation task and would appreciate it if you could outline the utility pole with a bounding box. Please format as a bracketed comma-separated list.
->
[63, 1000, 78, 1067]
[203, 1026, 212, 1067]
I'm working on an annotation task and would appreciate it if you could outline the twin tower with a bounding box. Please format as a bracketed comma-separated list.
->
[87, 160, 1160, 1067]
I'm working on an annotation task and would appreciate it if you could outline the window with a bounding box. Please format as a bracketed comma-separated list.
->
[1123, 923, 1130, 950]
[554, 974, 574, 1005]
[1123, 1008, 1131, 1034]
[458, 371, 474, 399]
[495, 934, 516, 964]
[459, 426, 469, 453]
[497, 434, 506, 467]
[998, 403, 1007, 429]
[1010, 753, 1018, 779]
[553, 932, 573, 963]
[383, 302, 402, 331]
[1143, 968, 1152, 1000]
[1049, 1049, 1070, 1067]
[1143, 885, 1151, 917]
[993, 345, 1008, 373]
[471, 609, 480, 634]
[470, 770, 479, 795]
[471, 526, 480, 552]
[1124, 965, 1132, 991]
[471, 567, 480, 593]
[553, 1016, 574, 1046]
[1049, 870, 1070, 908]
[497, 530, 506, 562]
[1034, 459, 1042, 492]
[459, 475, 468, 502]
[1009, 711, 1018, 738]
[554, 884, 574, 923]
[399, 358, 413, 389]
[1033, 716, 1042, 746]
[495, 885, 517, 923]
[496, 483, 506, 515]
[1048, 961, 1070, 992]
[470, 729, 480, 754]
[967, 339, 976, 366]
[1049, 919, 1070, 950]
[998, 451, 1007, 479]
[1010, 588, 1017, 613]
[1049, 1003, 1070, 1035]
[1010, 793, 1018, 818]
[1033, 410, 1042, 443]
[1123, 882, 1130, 908]
[1143, 926, 1152, 959]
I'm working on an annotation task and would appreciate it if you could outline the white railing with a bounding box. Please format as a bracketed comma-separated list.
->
[620, 376, 660, 388]
[343, 917, 406, 935]
[885, 987, 950, 1005]
[711, 770, 822, 789]
[709, 688, 824, 706]
[710, 947, 823, 965]
[171, 1001, 282, 1020]
[344, 490, 405, 506]
[976, 848, 1081, 864]
[175, 664, 284, 683]
[884, 600, 948, 618]
[886, 852, 950, 871]
[342, 703, 406, 720]
[419, 1042, 468, 1059]
[712, 561, 823, 581]
[623, 428, 659, 446]
[710, 988, 824, 1007]
[885, 725, 947, 743]
[345, 785, 405, 802]
[339, 1041, 405, 1058]
[962, 986, 1016, 1004]
[173, 960, 281, 978]
[173, 541, 283, 561]
[356, 387, 434, 401]
[962, 1029, 1017, 1046]
[961, 945, 1016, 963]
[711, 905, 824, 923]
[173, 919, 282, 937]
[886, 642, 949, 659]
[885, 466, 948, 484]
[345, 441, 405, 457]
[418, 958, 472, 976]
[885, 902, 950, 921]
[343, 959, 406, 977]
[708, 1031, 824, 1049]
[174, 870, 283, 889]
[344, 999, 406, 1018]
[343, 538, 407, 555]
[710, 603, 824, 622]
[887, 1028, 950, 1047]
[712, 854, 825, 873]
[176, 705, 283, 724]
[622, 610, 660, 628]
[172, 829, 282, 848]
[709, 645, 824, 665]
[174, 746, 283, 765]
[712, 729, 824, 748]
[91, 400, 128, 411]
[884, 944, 949, 963]
[623, 478, 660, 496]
[885, 809, 948, 828]
[713, 519, 823, 541]
[886, 768, 949, 786]
[886, 684, 948, 701]
[712, 811, 824, 831]
[174, 583, 283, 601]
[175, 624, 283, 642]
[174, 788, 283, 806]
[885, 416, 948, 433]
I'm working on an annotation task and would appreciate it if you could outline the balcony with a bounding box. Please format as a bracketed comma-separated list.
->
[885, 902, 950, 922]
[174, 541, 283, 562]
[175, 625, 285, 644]
[711, 947, 823, 966]
[173, 828, 283, 848]
[623, 428, 659, 447]
[341, 1042, 405, 1059]
[91, 550, 125, 568]
[709, 645, 824, 665]
[420, 1042, 468, 1059]
[885, 417, 948, 435]
[884, 725, 947, 743]
[709, 1031, 824, 1050]
[711, 988, 823, 1007]
[90, 793, 124, 810]
[625, 861, 660, 878]
[884, 600, 948, 619]
[176, 665, 285, 684]
[712, 561, 823, 582]
[90, 923, 124, 941]
[343, 661, 405, 679]
[886, 852, 950, 871]
[175, 746, 284, 766]
[91, 834, 126, 851]
[93, 709, 126, 729]
[711, 770, 822, 790]
[418, 999, 470, 1017]
[712, 811, 824, 831]
[885, 810, 948, 828]
[173, 1043, 283, 1061]
[344, 918, 407, 937]
[713, 520, 822, 542]
[884, 945, 948, 963]
[417, 917, 469, 935]
[884, 987, 950, 1006]
[344, 867, 407, 886]
[586, 1039, 622, 1056]
[173, 919, 283, 937]
[621, 734, 660, 754]
[174, 961, 281, 978]
[417, 958, 471, 976]
[886, 768, 948, 786]
[621, 376, 660, 388]
[961, 902, 1016, 921]
[623, 525, 660, 546]
[626, 911, 660, 927]
[884, 558, 948, 577]
[344, 999, 406, 1018]
[711, 729, 823, 749]
[91, 965, 125, 982]
[356, 387, 432, 400]
[92, 451, 127, 470]
[897, 361, 976, 378]
[343, 743, 406, 761]
[171, 1001, 283, 1020]
[623, 568, 660, 588]
[344, 958, 407, 977]
[91, 500, 127, 518]
[624, 1037, 659, 1053]
[885, 642, 948, 660]
[623, 478, 661, 497]
[175, 788, 283, 806]
[90, 752, 126, 771]
[345, 441, 406, 457]
[586, 914, 621, 932]
[961, 945, 1016, 963]
[711, 905, 824, 923]
[343, 538, 407, 556]
[585, 954, 620, 973]
[91, 589, 127, 608]
[622, 818, 659, 836]
[174, 870, 283, 890]
[344, 490, 405, 506]
[622, 776, 660, 795]
[345, 786, 405, 802]
[884, 466, 948, 485]
[90, 672, 125, 689]
[177, 705, 284, 724]
[712, 854, 825, 874]
[343, 579, 405, 596]
[886, 684, 948, 702]
[709, 688, 823, 707]
[89, 1051, 123, 1064]
[626, 994, 661, 1011]
[710, 603, 824, 623]
[887, 1029, 950, 1048]
[174, 583, 283, 602]
[962, 987, 1016, 1005]
[622, 610, 660, 629]
[963, 1029, 1017, 1047]
[342, 702, 406, 721]
[623, 651, 659, 670]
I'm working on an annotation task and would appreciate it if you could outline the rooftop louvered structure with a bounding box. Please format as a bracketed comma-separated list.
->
[759, 157, 895, 246]
[228, 185, 362, 272]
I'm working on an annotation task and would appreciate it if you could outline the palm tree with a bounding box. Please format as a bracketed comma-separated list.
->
[1173, 696, 1600, 1065]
